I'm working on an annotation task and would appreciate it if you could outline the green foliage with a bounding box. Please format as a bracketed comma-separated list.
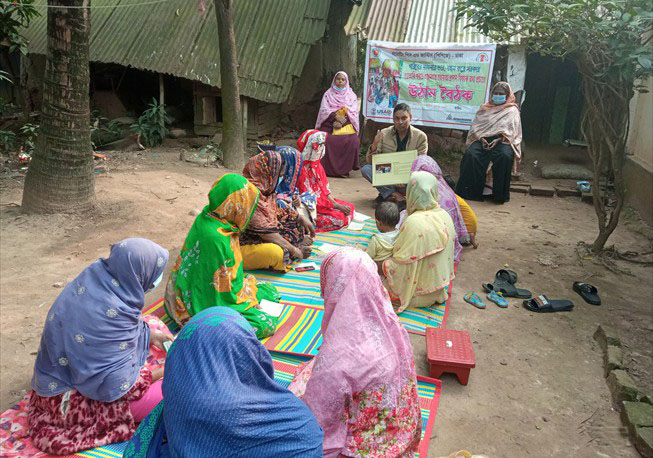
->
[90, 112, 125, 148]
[455, 0, 653, 251]
[455, 0, 653, 84]
[353, 39, 368, 95]
[19, 123, 39, 152]
[0, 130, 17, 153]
[130, 98, 171, 147]
[1, 0, 40, 55]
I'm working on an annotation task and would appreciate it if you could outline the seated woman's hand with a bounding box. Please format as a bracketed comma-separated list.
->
[299, 214, 316, 238]
[335, 203, 351, 216]
[150, 330, 173, 351]
[151, 367, 164, 382]
[290, 246, 304, 262]
[487, 138, 500, 149]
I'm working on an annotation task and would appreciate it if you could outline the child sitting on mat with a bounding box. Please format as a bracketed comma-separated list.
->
[366, 201, 400, 261]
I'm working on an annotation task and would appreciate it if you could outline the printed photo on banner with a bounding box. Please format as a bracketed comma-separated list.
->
[363, 41, 497, 130]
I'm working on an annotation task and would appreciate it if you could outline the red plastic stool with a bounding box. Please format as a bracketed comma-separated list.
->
[426, 328, 475, 385]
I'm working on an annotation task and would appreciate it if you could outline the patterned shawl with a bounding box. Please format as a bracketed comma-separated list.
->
[467, 81, 522, 160]
[411, 155, 466, 260]
[275, 146, 303, 200]
[242, 151, 284, 233]
[290, 248, 421, 457]
[33, 238, 169, 402]
[163, 174, 264, 326]
[315, 71, 359, 132]
[124, 307, 323, 458]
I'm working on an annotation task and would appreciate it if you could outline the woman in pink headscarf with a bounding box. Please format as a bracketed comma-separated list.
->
[316, 71, 361, 177]
[289, 247, 422, 458]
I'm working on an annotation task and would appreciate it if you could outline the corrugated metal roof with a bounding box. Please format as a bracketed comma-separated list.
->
[23, 0, 330, 103]
[344, 0, 371, 37]
[365, 0, 412, 42]
[405, 0, 519, 44]
[346, 0, 519, 44]
[344, 0, 412, 42]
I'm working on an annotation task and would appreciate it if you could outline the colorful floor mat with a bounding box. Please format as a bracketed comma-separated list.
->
[262, 305, 323, 355]
[249, 219, 377, 309]
[270, 351, 442, 458]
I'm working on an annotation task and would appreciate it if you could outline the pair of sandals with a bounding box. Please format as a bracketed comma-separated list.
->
[465, 290, 508, 309]
[465, 269, 527, 310]
[484, 269, 575, 313]
[520, 280, 600, 312]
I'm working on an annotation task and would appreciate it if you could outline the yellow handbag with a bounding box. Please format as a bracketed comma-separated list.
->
[332, 107, 356, 136]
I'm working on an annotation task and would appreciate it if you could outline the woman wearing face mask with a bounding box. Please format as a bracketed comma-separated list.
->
[28, 238, 172, 455]
[315, 71, 361, 178]
[455, 81, 522, 203]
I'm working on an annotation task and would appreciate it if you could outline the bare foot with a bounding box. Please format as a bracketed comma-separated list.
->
[470, 233, 479, 249]
[301, 246, 312, 259]
[304, 235, 314, 246]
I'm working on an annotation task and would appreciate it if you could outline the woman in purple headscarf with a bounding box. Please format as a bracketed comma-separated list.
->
[316, 71, 361, 177]
[28, 238, 172, 455]
[410, 155, 469, 261]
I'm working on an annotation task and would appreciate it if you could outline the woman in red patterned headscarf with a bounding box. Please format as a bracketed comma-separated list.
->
[297, 130, 355, 232]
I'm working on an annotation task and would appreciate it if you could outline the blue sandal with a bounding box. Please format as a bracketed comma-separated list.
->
[487, 290, 509, 308]
[464, 292, 486, 309]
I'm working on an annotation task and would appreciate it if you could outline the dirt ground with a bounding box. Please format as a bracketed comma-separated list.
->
[1, 143, 651, 457]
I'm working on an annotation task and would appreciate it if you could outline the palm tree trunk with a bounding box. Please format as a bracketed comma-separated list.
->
[22, 0, 94, 213]
[214, 0, 245, 170]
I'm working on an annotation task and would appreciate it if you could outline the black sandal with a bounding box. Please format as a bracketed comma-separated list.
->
[573, 282, 601, 305]
[483, 281, 532, 298]
[482, 270, 530, 298]
[523, 295, 574, 313]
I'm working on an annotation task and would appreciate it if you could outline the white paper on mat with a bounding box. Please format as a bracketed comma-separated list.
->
[315, 243, 339, 254]
[258, 299, 284, 317]
[353, 212, 371, 222]
[347, 221, 365, 231]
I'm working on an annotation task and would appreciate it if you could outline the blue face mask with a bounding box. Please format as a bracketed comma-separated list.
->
[492, 94, 507, 105]
[333, 85, 346, 92]
[147, 273, 164, 292]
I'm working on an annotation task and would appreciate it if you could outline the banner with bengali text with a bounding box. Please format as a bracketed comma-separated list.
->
[362, 41, 497, 130]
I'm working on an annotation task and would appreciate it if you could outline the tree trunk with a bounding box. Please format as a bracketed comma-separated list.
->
[579, 65, 630, 253]
[214, 0, 245, 170]
[22, 0, 94, 213]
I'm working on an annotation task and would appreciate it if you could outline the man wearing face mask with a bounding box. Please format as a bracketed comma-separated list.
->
[361, 103, 428, 207]
[456, 81, 523, 204]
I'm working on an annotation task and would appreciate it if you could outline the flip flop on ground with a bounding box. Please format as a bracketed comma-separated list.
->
[487, 290, 508, 308]
[464, 292, 486, 309]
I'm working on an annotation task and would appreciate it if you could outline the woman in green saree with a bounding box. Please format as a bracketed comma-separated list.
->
[163, 174, 280, 338]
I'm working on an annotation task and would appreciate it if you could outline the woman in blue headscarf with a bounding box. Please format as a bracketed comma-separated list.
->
[124, 306, 323, 457]
[28, 238, 171, 455]
[275, 145, 318, 225]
